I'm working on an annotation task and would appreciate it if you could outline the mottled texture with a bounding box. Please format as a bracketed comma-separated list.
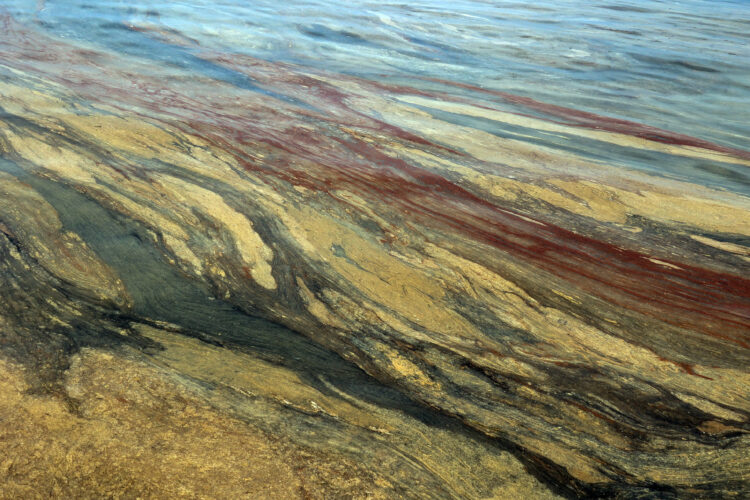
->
[0, 12, 748, 499]
[0, 352, 311, 499]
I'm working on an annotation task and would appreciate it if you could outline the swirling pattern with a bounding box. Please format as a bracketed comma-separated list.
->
[0, 10, 748, 498]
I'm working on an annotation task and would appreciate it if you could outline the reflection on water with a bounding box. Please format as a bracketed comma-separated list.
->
[1, 1, 750, 497]
[4, 0, 750, 152]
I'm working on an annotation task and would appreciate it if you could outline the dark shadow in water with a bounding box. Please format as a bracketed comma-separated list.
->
[0, 154, 485, 432]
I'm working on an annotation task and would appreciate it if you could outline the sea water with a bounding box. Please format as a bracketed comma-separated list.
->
[3, 0, 748, 151]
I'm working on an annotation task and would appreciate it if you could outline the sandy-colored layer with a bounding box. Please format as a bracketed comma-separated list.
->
[0, 351, 391, 500]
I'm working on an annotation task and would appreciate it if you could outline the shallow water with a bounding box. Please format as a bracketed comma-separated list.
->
[4, 0, 750, 153]
[1, 1, 749, 497]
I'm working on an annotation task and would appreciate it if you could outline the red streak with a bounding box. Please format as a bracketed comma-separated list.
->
[2, 15, 748, 351]
[426, 78, 750, 162]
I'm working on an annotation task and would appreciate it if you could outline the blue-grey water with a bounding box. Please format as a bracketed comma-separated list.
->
[3, 0, 750, 151]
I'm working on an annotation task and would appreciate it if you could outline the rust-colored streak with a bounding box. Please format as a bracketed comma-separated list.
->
[426, 78, 750, 162]
[1, 14, 748, 345]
